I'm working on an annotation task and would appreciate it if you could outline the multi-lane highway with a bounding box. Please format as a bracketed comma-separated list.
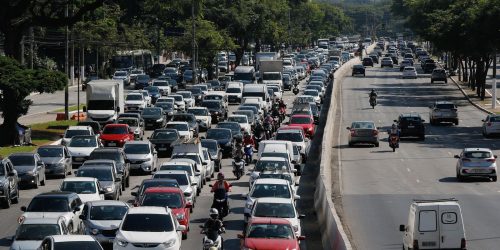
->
[337, 60, 500, 250]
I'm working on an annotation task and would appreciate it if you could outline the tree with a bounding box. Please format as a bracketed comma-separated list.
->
[0, 56, 67, 146]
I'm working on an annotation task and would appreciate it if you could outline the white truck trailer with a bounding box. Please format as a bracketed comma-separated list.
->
[84, 80, 124, 124]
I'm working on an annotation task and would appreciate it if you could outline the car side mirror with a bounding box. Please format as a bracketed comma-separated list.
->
[495, 155, 498, 159]
[191, 182, 198, 186]
[8, 172, 16, 177]
[298, 214, 306, 219]
[454, 155, 460, 158]
[21, 206, 27, 212]
[79, 214, 86, 220]
[298, 235, 306, 240]
[421, 120, 425, 122]
[481, 119, 485, 122]
[176, 225, 186, 231]
[116, 177, 122, 182]
[294, 195, 301, 200]
[399, 224, 406, 232]
[346, 127, 351, 130]
[73, 171, 78, 175]
[73, 207, 81, 212]
[186, 202, 192, 208]
[116, 107, 121, 113]
[393, 120, 397, 123]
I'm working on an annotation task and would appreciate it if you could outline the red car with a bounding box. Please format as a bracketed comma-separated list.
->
[138, 187, 191, 239]
[100, 124, 134, 147]
[238, 217, 305, 250]
[288, 114, 315, 138]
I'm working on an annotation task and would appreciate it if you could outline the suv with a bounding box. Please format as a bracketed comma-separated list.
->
[429, 101, 458, 125]
[362, 57, 374, 67]
[431, 68, 448, 83]
[0, 158, 19, 208]
[395, 113, 425, 140]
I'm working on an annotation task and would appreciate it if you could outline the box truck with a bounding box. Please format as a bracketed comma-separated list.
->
[84, 80, 124, 125]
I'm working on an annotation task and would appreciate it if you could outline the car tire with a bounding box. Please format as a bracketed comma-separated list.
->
[2, 192, 11, 209]
[12, 189, 19, 204]
[348, 142, 354, 147]
[33, 176, 39, 189]
[375, 142, 380, 147]
[419, 135, 425, 141]
[492, 176, 497, 182]
[457, 172, 463, 182]
[182, 233, 187, 240]
[455, 120, 459, 126]
[431, 80, 434, 83]
[126, 176, 130, 188]
[40, 175, 46, 186]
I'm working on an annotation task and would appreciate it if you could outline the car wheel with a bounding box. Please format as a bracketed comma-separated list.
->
[2, 192, 11, 209]
[431, 80, 434, 83]
[122, 182, 126, 191]
[126, 176, 130, 187]
[348, 142, 354, 147]
[375, 142, 380, 147]
[419, 135, 425, 141]
[40, 175, 46, 186]
[455, 120, 459, 126]
[182, 232, 187, 240]
[492, 176, 497, 182]
[457, 172, 463, 182]
[12, 189, 19, 204]
[33, 176, 39, 189]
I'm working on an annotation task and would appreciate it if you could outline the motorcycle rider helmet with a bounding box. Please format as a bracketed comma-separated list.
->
[392, 124, 397, 129]
[209, 208, 219, 219]
[244, 132, 250, 137]
[217, 172, 225, 180]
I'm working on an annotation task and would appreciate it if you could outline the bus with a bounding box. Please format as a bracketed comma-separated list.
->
[111, 50, 153, 72]
[317, 39, 330, 50]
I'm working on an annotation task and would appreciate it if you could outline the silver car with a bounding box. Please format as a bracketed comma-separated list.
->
[80, 200, 129, 245]
[123, 141, 158, 174]
[455, 148, 497, 182]
[346, 121, 379, 147]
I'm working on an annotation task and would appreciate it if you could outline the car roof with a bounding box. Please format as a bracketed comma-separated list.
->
[9, 152, 36, 156]
[144, 187, 182, 194]
[255, 197, 293, 204]
[399, 113, 421, 118]
[67, 126, 92, 130]
[253, 178, 289, 185]
[127, 206, 170, 215]
[154, 170, 188, 175]
[463, 148, 492, 152]
[49, 235, 98, 242]
[35, 191, 76, 198]
[104, 123, 128, 127]
[86, 200, 129, 207]
[167, 121, 189, 125]
[249, 217, 292, 225]
[290, 114, 312, 118]
[277, 126, 303, 132]
[21, 217, 63, 224]
[63, 177, 97, 182]
[92, 148, 122, 152]
[124, 140, 150, 145]
[435, 101, 454, 104]
[162, 160, 194, 166]
[84, 159, 115, 164]
[259, 157, 288, 162]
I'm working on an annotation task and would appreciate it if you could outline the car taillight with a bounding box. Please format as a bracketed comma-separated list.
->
[413, 239, 419, 250]
[350, 130, 356, 136]
[487, 158, 496, 163]
[462, 158, 471, 162]
[372, 130, 378, 136]
[461, 238, 466, 249]
[487, 122, 492, 126]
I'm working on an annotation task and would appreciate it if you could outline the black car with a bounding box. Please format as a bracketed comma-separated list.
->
[187, 87, 204, 105]
[149, 64, 166, 78]
[144, 86, 161, 104]
[154, 102, 175, 120]
[431, 69, 448, 83]
[423, 62, 437, 73]
[88, 148, 130, 190]
[369, 54, 379, 64]
[217, 122, 243, 142]
[171, 113, 199, 137]
[117, 113, 144, 127]
[206, 128, 233, 158]
[148, 129, 183, 157]
[201, 139, 222, 172]
[201, 100, 227, 124]
[309, 102, 320, 124]
[395, 113, 425, 140]
[0, 158, 19, 208]
[130, 178, 180, 206]
[352, 64, 366, 77]
[362, 57, 374, 67]
[135, 74, 150, 89]
[207, 80, 224, 91]
[282, 75, 293, 90]
[77, 121, 102, 135]
[141, 107, 166, 129]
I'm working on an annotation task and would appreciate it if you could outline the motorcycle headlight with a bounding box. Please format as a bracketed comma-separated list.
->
[116, 239, 128, 247]
[176, 213, 185, 220]
[91, 228, 100, 235]
[162, 238, 176, 248]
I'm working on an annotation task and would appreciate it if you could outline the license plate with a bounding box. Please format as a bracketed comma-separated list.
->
[407, 126, 414, 128]
[108, 143, 116, 146]
[470, 169, 490, 173]
[159, 148, 167, 151]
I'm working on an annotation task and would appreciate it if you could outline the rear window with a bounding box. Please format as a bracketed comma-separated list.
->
[435, 104, 456, 109]
[419, 210, 437, 232]
[463, 151, 491, 158]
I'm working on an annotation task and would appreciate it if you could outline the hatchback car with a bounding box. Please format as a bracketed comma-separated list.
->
[395, 113, 425, 140]
[39, 235, 104, 249]
[0, 158, 19, 208]
[79, 200, 129, 246]
[59, 177, 104, 203]
[166, 121, 192, 141]
[381, 57, 394, 68]
[67, 135, 101, 168]
[429, 101, 459, 125]
[76, 166, 121, 200]
[455, 148, 497, 182]
[123, 141, 158, 174]
[100, 124, 135, 147]
[11, 217, 68, 250]
[117, 117, 144, 141]
[8, 152, 46, 189]
[141, 107, 166, 129]
[346, 121, 380, 147]
[131, 179, 180, 206]
[431, 68, 448, 83]
[238, 217, 304, 250]
[402, 66, 418, 79]
[362, 57, 374, 67]
[288, 115, 315, 138]
[187, 107, 211, 132]
[61, 126, 94, 146]
[152, 170, 196, 206]
[482, 114, 500, 137]
[206, 128, 234, 157]
[250, 197, 305, 236]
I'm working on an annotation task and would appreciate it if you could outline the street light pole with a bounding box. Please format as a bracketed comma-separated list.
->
[64, 3, 69, 120]
[493, 51, 497, 109]
[191, 0, 197, 85]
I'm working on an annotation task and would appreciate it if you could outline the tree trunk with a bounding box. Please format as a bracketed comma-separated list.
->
[0, 89, 22, 146]
[234, 38, 248, 67]
[3, 29, 24, 61]
[464, 57, 469, 83]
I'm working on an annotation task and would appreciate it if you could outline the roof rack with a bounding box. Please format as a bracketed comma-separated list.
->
[413, 198, 458, 203]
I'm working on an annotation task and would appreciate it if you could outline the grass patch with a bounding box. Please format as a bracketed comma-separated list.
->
[0, 139, 53, 157]
[53, 104, 85, 113]
[30, 120, 78, 142]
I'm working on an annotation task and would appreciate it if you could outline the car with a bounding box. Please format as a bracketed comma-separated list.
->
[186, 87, 204, 105]
[201, 139, 222, 172]
[76, 165, 121, 200]
[206, 128, 234, 158]
[429, 101, 458, 125]
[381, 57, 393, 68]
[20, 191, 84, 234]
[152, 80, 172, 96]
[248, 157, 294, 188]
[154, 102, 175, 120]
[135, 74, 150, 89]
[227, 115, 251, 133]
[217, 121, 243, 141]
[431, 68, 448, 83]
[141, 107, 166, 130]
[168, 94, 186, 111]
[8, 152, 46, 189]
[303, 89, 321, 105]
[275, 127, 310, 163]
[39, 235, 104, 249]
[238, 217, 304, 249]
[166, 121, 192, 141]
[117, 117, 144, 140]
[369, 54, 379, 64]
[395, 113, 425, 140]
[0, 158, 19, 208]
[112, 71, 129, 86]
[455, 148, 497, 182]
[402, 66, 418, 79]
[288, 114, 315, 138]
[152, 170, 196, 207]
[423, 61, 437, 73]
[244, 178, 299, 223]
[293, 95, 316, 106]
[256, 170, 298, 193]
[131, 179, 180, 206]
[171, 113, 199, 137]
[67, 135, 101, 168]
[187, 107, 212, 132]
[177, 91, 195, 108]
[113, 206, 185, 250]
[79, 200, 129, 245]
[123, 141, 157, 174]
[129, 69, 144, 83]
[136, 90, 152, 107]
[77, 121, 102, 135]
[482, 114, 500, 137]
[10, 217, 69, 250]
[144, 86, 162, 104]
[118, 113, 144, 128]
[170, 152, 206, 185]
[226, 84, 243, 104]
[138, 187, 191, 239]
[100, 124, 135, 147]
[148, 129, 182, 157]
[346, 121, 380, 147]
[201, 100, 227, 124]
[158, 159, 200, 196]
[362, 57, 374, 67]
[88, 148, 130, 190]
[61, 126, 95, 146]
[124, 93, 147, 112]
[37, 145, 72, 178]
[399, 59, 412, 71]
[250, 197, 305, 236]
[59, 177, 104, 203]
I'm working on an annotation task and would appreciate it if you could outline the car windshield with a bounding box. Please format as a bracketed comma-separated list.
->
[140, 181, 179, 195]
[89, 205, 128, 220]
[103, 126, 128, 134]
[351, 122, 375, 129]
[15, 224, 61, 241]
[145, 87, 160, 94]
[153, 172, 189, 184]
[53, 241, 102, 249]
[259, 173, 293, 183]
[117, 118, 138, 127]
[65, 129, 91, 138]
[160, 165, 192, 175]
[464, 151, 491, 158]
[77, 168, 113, 181]
[218, 123, 240, 132]
[204, 95, 224, 101]
[137, 75, 149, 81]
[126, 94, 142, 101]
[188, 88, 202, 94]
[202, 101, 221, 109]
[207, 129, 231, 139]
[124, 144, 150, 154]
[435, 104, 455, 109]
[276, 132, 303, 142]
[226, 88, 241, 93]
[27, 197, 70, 212]
[247, 223, 294, 239]
[9, 155, 34, 166]
[171, 154, 201, 164]
[68, 137, 97, 147]
[290, 116, 311, 124]
[142, 108, 162, 116]
[131, 70, 143, 74]
[255, 160, 289, 172]
[152, 130, 178, 140]
[178, 92, 192, 98]
[254, 202, 295, 218]
[89, 151, 122, 162]
[304, 90, 319, 96]
[228, 116, 247, 123]
[170, 95, 183, 102]
[61, 181, 96, 194]
[114, 72, 127, 77]
[201, 141, 217, 155]
[121, 213, 173, 232]
[155, 103, 174, 110]
[166, 123, 188, 131]
[153, 81, 169, 87]
[188, 108, 208, 116]
[250, 183, 291, 198]
[141, 193, 183, 208]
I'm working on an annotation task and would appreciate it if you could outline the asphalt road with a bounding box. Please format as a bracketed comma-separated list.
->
[0, 77, 311, 250]
[338, 59, 500, 250]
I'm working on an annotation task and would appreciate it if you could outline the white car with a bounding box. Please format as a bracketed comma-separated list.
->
[129, 69, 144, 83]
[124, 93, 146, 112]
[303, 89, 321, 105]
[227, 115, 251, 133]
[113, 71, 129, 85]
[455, 148, 497, 182]
[113, 206, 184, 250]
[250, 197, 304, 236]
[123, 141, 158, 174]
[170, 152, 207, 186]
[168, 94, 186, 111]
[152, 80, 172, 96]
[166, 122, 192, 140]
[177, 91, 195, 108]
[67, 135, 101, 168]
[59, 177, 104, 203]
[275, 128, 310, 162]
[402, 66, 418, 79]
[482, 114, 500, 137]
[39, 235, 104, 249]
[159, 159, 201, 196]
[248, 157, 294, 188]
[10, 217, 68, 250]
[201, 148, 215, 181]
[187, 107, 212, 132]
[152, 170, 196, 206]
[243, 178, 300, 222]
[136, 90, 152, 107]
[61, 126, 94, 146]
[267, 84, 282, 100]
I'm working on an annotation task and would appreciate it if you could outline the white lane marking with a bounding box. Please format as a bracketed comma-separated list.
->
[447, 152, 452, 156]
[407, 168, 411, 172]
[400, 159, 404, 162]
[416, 179, 420, 183]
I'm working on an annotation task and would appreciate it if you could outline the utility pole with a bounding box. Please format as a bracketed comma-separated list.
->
[71, 22, 75, 119]
[64, 3, 69, 120]
[192, 0, 197, 85]
[20, 35, 25, 65]
[493, 50, 497, 109]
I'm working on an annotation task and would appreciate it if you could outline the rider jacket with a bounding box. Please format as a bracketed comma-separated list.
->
[369, 91, 378, 98]
[211, 180, 231, 193]
[203, 218, 224, 241]
[243, 136, 255, 147]
[233, 146, 244, 159]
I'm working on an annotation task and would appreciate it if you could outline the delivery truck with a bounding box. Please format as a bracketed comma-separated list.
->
[84, 80, 124, 125]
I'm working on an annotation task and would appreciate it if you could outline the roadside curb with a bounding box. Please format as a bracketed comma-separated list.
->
[449, 76, 493, 115]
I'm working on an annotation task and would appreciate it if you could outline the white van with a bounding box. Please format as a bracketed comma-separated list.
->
[226, 82, 243, 104]
[242, 84, 270, 111]
[257, 140, 298, 166]
[400, 199, 466, 250]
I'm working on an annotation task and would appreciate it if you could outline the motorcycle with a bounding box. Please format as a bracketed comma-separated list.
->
[369, 95, 377, 109]
[232, 157, 245, 180]
[263, 122, 273, 139]
[244, 145, 253, 164]
[279, 106, 286, 123]
[389, 134, 399, 152]
[209, 187, 229, 219]
[253, 132, 265, 150]
[199, 224, 224, 250]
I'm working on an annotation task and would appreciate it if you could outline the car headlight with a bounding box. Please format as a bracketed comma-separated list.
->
[215, 111, 219, 115]
[144, 158, 152, 162]
[105, 186, 113, 192]
[156, 118, 163, 122]
[162, 239, 176, 248]
[176, 213, 185, 220]
[91, 228, 100, 235]
[26, 171, 34, 175]
[0, 189, 3, 195]
[308, 127, 313, 131]
[168, 112, 173, 115]
[183, 192, 192, 197]
[116, 239, 128, 247]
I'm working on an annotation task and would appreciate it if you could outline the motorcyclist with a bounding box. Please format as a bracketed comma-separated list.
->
[232, 143, 244, 159]
[243, 132, 255, 148]
[202, 208, 225, 241]
[278, 99, 287, 110]
[253, 120, 264, 137]
[369, 89, 378, 98]
[388, 123, 400, 143]
[211, 173, 231, 193]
